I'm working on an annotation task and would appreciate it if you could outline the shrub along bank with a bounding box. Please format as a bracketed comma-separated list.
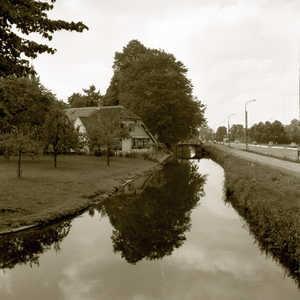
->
[204, 145, 300, 286]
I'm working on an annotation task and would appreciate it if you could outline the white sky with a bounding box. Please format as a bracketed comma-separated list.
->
[29, 0, 299, 129]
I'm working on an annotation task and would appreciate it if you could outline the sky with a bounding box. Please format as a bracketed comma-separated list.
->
[28, 0, 299, 129]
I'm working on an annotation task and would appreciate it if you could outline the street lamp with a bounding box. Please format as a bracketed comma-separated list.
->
[245, 99, 256, 150]
[219, 120, 225, 144]
[228, 114, 235, 147]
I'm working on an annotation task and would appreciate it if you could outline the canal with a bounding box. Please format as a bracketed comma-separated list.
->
[1, 156, 300, 299]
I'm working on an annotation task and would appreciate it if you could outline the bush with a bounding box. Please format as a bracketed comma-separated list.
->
[142, 152, 151, 161]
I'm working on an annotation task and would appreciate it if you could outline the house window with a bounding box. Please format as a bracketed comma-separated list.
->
[132, 138, 150, 149]
[129, 124, 135, 132]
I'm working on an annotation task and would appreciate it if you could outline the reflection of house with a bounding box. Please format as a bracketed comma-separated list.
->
[65, 105, 156, 154]
[124, 176, 151, 195]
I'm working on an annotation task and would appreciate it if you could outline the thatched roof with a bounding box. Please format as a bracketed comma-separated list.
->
[88, 106, 142, 121]
[65, 106, 142, 123]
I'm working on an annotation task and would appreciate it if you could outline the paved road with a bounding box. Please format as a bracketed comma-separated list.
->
[210, 143, 300, 179]
[224, 142, 298, 160]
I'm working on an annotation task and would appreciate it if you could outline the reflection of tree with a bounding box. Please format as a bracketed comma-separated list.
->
[96, 160, 206, 264]
[0, 221, 72, 270]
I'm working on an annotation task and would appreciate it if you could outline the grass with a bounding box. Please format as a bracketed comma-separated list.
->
[243, 149, 300, 164]
[204, 145, 300, 286]
[0, 154, 159, 231]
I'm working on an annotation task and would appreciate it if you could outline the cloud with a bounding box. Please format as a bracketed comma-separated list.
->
[0, 271, 13, 295]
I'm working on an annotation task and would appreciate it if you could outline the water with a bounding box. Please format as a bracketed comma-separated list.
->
[0, 158, 299, 299]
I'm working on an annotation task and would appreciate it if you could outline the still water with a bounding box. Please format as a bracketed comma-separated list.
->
[1, 158, 300, 299]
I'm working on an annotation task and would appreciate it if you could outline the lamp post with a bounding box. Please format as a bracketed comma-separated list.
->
[228, 114, 235, 147]
[219, 120, 225, 144]
[245, 99, 256, 150]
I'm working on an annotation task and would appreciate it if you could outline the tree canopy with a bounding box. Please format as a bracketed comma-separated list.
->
[0, 0, 88, 77]
[103, 40, 206, 146]
[285, 119, 300, 144]
[0, 76, 54, 134]
[249, 120, 288, 144]
[42, 108, 78, 167]
[67, 85, 102, 108]
[216, 126, 227, 142]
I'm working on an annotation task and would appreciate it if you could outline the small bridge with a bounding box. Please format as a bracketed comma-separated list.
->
[176, 143, 207, 159]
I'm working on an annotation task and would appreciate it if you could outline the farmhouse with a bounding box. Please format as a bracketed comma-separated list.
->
[65, 105, 156, 154]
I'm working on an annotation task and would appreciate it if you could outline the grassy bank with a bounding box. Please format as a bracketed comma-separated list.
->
[204, 145, 300, 285]
[0, 154, 161, 231]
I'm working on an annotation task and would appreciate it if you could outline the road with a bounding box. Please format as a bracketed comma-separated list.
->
[209, 143, 300, 179]
[216, 142, 298, 160]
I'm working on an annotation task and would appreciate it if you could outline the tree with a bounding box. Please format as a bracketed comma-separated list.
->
[216, 126, 227, 142]
[84, 112, 131, 166]
[249, 120, 288, 144]
[67, 85, 102, 108]
[103, 40, 206, 146]
[269, 120, 287, 144]
[0, 0, 88, 77]
[0, 76, 54, 134]
[199, 126, 214, 141]
[285, 119, 300, 143]
[0, 126, 41, 177]
[42, 108, 78, 167]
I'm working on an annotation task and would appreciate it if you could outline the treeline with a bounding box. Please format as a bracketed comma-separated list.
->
[249, 120, 299, 144]
[200, 119, 300, 144]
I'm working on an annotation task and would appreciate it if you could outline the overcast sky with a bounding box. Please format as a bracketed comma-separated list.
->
[30, 0, 299, 129]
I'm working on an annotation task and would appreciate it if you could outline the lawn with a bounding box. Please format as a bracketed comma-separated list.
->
[0, 154, 159, 231]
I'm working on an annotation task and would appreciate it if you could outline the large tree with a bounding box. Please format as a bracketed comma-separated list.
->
[0, 0, 88, 77]
[103, 40, 206, 146]
[0, 76, 54, 134]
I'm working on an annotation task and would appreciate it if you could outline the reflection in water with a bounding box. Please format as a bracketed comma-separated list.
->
[93, 160, 207, 264]
[182, 145, 196, 158]
[226, 197, 300, 288]
[1, 159, 300, 299]
[0, 221, 71, 270]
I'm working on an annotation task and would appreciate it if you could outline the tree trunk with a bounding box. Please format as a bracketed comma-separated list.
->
[18, 148, 21, 177]
[54, 151, 57, 168]
[107, 148, 110, 166]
